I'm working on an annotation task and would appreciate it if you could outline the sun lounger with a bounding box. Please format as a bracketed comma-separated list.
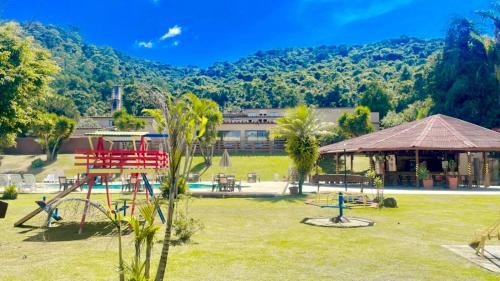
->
[0, 174, 9, 187]
[9, 174, 32, 192]
[22, 174, 37, 192]
[247, 173, 257, 183]
[9, 174, 23, 188]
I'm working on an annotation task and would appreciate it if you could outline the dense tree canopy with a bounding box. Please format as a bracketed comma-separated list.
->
[358, 82, 392, 119]
[427, 17, 499, 128]
[0, 22, 59, 148]
[11, 21, 442, 117]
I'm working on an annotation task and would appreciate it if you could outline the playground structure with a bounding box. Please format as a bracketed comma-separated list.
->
[14, 131, 169, 233]
[470, 219, 500, 257]
[303, 192, 375, 228]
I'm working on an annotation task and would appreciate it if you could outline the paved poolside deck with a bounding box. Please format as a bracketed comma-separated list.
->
[5, 181, 500, 197]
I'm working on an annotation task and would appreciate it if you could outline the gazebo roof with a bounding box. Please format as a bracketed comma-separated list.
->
[320, 114, 500, 154]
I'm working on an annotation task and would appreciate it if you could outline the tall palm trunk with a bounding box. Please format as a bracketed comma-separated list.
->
[154, 178, 177, 281]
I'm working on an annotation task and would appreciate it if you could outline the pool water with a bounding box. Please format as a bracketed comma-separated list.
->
[81, 182, 213, 189]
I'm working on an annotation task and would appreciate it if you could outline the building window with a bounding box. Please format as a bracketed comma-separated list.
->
[109, 120, 114, 126]
[248, 112, 257, 117]
[218, 131, 241, 141]
[245, 130, 269, 141]
[270, 112, 279, 117]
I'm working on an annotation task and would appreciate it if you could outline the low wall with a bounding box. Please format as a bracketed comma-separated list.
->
[3, 137, 103, 154]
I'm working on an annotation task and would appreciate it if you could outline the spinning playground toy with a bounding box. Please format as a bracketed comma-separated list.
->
[14, 131, 169, 233]
[303, 192, 375, 228]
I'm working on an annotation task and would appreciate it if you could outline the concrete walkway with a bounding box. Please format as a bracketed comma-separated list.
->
[8, 181, 500, 197]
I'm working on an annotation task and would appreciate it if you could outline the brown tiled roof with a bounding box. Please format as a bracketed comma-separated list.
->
[320, 114, 500, 154]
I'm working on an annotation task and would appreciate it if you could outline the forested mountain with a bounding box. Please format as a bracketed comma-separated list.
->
[16, 21, 442, 118]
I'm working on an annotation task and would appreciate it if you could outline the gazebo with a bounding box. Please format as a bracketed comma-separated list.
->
[319, 114, 500, 188]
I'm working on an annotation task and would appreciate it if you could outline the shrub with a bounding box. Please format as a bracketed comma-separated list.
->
[160, 178, 187, 199]
[173, 211, 204, 243]
[2, 185, 18, 200]
[382, 197, 398, 208]
[31, 158, 45, 169]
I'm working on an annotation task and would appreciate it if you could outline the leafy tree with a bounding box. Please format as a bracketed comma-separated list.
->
[32, 113, 76, 161]
[153, 90, 208, 281]
[272, 105, 330, 194]
[197, 100, 223, 165]
[113, 109, 146, 131]
[426, 17, 499, 128]
[337, 106, 373, 137]
[358, 82, 392, 119]
[0, 22, 58, 149]
[42, 93, 80, 119]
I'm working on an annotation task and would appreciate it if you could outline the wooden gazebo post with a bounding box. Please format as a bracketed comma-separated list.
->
[335, 153, 340, 174]
[350, 154, 354, 173]
[482, 152, 490, 187]
[467, 152, 472, 188]
[415, 149, 419, 188]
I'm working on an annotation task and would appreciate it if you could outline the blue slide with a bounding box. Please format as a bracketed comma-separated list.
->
[141, 173, 166, 223]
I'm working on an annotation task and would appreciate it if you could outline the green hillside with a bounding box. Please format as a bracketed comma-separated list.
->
[18, 21, 442, 117]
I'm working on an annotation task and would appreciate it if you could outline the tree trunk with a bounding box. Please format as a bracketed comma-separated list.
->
[145, 241, 152, 280]
[117, 222, 125, 281]
[155, 179, 178, 281]
[298, 174, 304, 195]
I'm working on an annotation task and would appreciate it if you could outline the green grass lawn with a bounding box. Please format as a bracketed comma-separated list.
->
[0, 153, 370, 182]
[0, 193, 499, 280]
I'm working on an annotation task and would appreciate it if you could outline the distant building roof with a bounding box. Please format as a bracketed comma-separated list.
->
[320, 114, 500, 154]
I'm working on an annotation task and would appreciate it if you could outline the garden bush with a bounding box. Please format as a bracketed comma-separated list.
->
[382, 197, 398, 208]
[31, 158, 45, 169]
[2, 185, 18, 200]
[173, 211, 204, 243]
[160, 179, 187, 199]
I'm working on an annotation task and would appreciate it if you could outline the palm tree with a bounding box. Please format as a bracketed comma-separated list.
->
[123, 201, 161, 280]
[152, 91, 208, 281]
[197, 100, 223, 166]
[272, 105, 330, 194]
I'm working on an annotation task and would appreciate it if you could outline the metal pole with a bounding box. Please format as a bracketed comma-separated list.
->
[344, 148, 347, 192]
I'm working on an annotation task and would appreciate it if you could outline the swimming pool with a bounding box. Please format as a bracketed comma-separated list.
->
[80, 182, 213, 190]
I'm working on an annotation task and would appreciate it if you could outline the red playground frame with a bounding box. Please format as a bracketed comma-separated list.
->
[74, 131, 168, 233]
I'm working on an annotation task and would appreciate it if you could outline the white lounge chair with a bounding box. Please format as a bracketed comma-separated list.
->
[23, 174, 37, 192]
[9, 174, 24, 190]
[0, 174, 9, 187]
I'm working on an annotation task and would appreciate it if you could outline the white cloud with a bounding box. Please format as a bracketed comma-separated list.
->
[172, 40, 180, 46]
[138, 41, 153, 48]
[160, 25, 182, 40]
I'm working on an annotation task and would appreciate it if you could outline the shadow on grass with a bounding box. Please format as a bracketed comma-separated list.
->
[190, 161, 209, 175]
[248, 194, 309, 204]
[23, 221, 118, 242]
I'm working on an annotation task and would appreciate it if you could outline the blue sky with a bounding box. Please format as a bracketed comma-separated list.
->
[0, 0, 493, 67]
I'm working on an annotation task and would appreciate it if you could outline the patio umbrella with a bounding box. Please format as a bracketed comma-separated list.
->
[219, 149, 232, 168]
